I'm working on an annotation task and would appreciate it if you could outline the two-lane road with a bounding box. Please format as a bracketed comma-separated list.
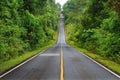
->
[0, 14, 120, 80]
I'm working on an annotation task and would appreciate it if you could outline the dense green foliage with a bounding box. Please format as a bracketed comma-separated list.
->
[0, 0, 60, 61]
[63, 0, 120, 64]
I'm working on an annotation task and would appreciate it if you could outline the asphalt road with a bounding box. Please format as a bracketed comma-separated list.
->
[0, 14, 120, 80]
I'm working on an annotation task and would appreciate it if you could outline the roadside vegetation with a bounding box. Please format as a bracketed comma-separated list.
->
[0, 0, 60, 74]
[0, 40, 55, 75]
[63, 0, 120, 74]
[69, 43, 120, 75]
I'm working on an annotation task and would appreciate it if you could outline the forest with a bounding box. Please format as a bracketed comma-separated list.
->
[0, 0, 60, 62]
[63, 0, 120, 64]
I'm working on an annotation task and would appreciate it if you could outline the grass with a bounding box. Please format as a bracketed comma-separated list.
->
[68, 41, 120, 75]
[0, 40, 55, 75]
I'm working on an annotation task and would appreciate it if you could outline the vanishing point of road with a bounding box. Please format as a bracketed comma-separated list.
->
[0, 14, 120, 80]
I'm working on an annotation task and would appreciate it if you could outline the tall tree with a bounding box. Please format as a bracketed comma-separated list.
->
[63, 0, 120, 64]
[0, 0, 60, 61]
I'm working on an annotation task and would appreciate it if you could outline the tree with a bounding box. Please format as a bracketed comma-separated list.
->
[63, 0, 120, 64]
[0, 0, 60, 61]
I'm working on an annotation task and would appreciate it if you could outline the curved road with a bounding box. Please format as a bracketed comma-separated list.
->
[0, 14, 120, 80]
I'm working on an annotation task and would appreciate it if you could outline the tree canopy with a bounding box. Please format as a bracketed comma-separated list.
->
[63, 0, 120, 64]
[0, 0, 60, 61]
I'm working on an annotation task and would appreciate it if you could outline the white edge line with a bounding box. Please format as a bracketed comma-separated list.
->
[0, 49, 46, 78]
[81, 52, 120, 79]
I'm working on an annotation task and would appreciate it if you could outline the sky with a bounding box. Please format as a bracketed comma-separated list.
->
[55, 0, 68, 6]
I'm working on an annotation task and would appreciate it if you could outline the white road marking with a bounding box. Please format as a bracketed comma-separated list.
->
[39, 53, 59, 56]
[81, 52, 120, 79]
